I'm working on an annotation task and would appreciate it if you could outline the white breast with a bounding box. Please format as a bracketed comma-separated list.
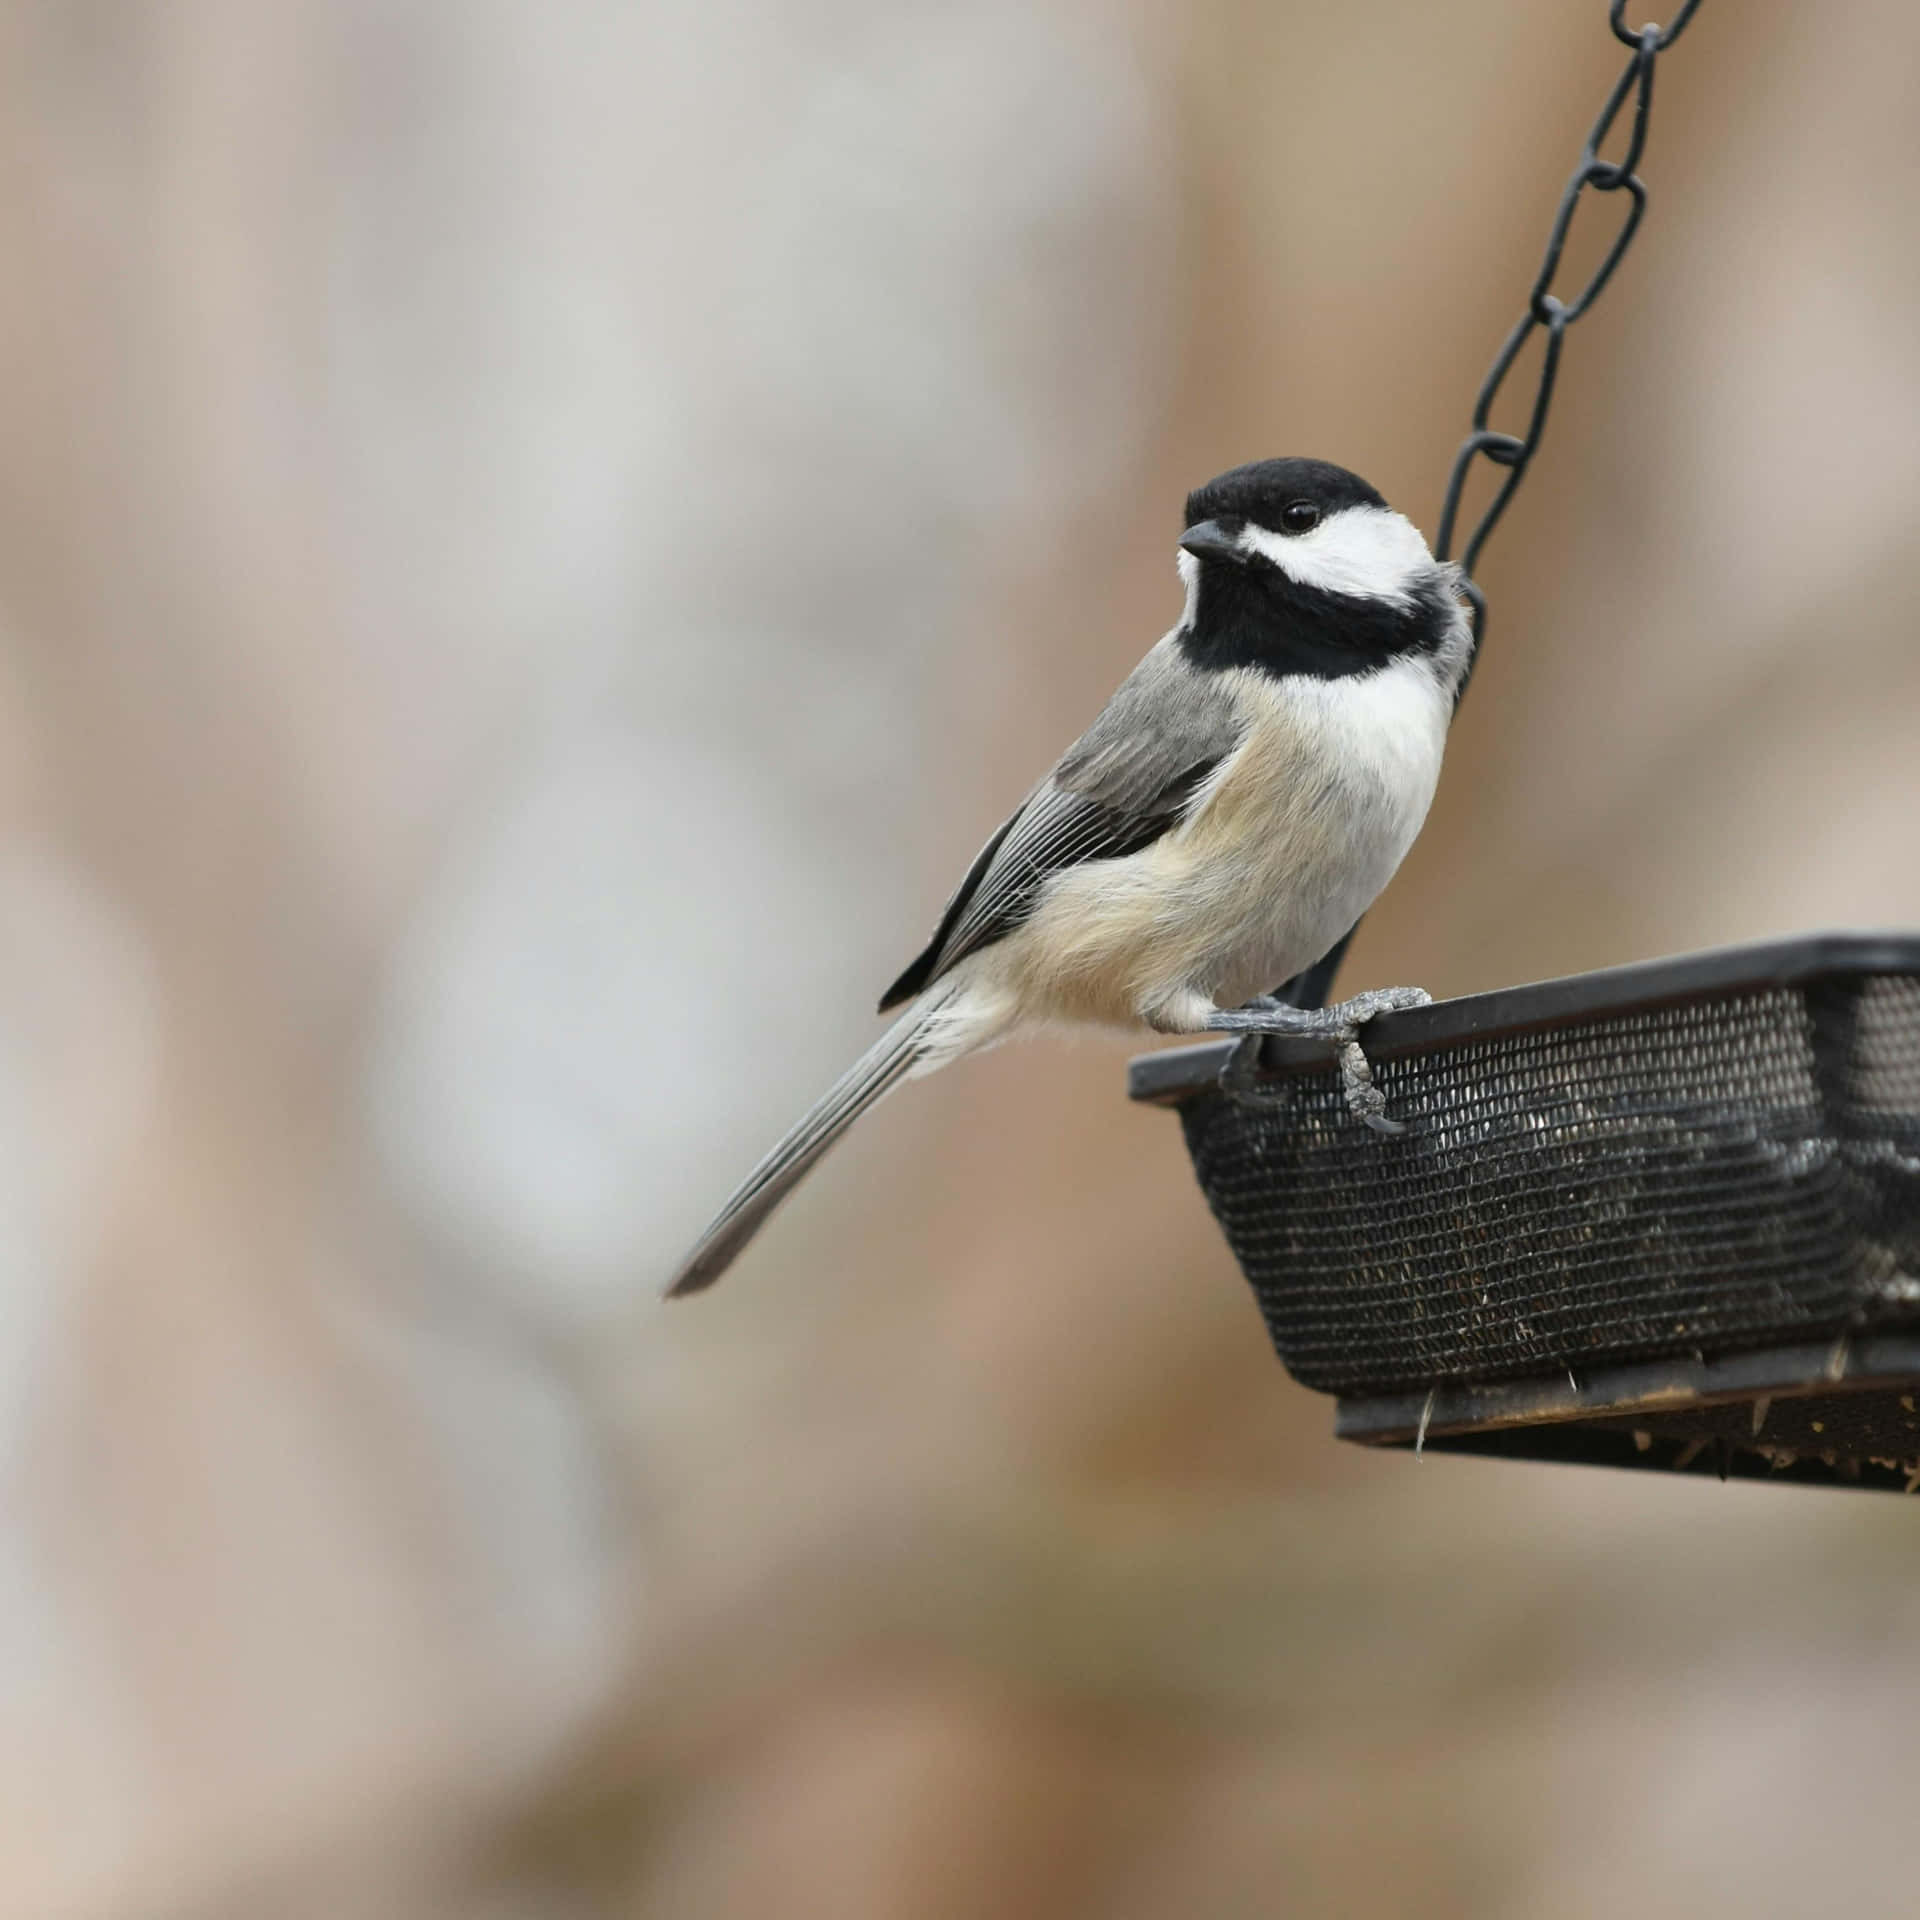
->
[992, 653, 1453, 1030]
[1183, 658, 1449, 1006]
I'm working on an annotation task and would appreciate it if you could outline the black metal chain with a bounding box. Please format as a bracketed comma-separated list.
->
[1434, 0, 1704, 645]
[1296, 3, 1702, 1015]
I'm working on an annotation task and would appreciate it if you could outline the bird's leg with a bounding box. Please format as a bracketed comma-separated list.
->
[1206, 986, 1431, 1134]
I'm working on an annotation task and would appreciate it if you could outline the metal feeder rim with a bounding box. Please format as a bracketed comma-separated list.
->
[1125, 929, 1920, 1106]
[1332, 1330, 1917, 1449]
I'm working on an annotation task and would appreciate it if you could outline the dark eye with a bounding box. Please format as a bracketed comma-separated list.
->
[1280, 500, 1320, 535]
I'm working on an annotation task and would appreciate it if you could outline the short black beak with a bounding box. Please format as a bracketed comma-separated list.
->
[1178, 519, 1248, 566]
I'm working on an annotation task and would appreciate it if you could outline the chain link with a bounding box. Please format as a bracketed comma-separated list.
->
[1298, 4, 1702, 1010]
[1435, 2, 1703, 643]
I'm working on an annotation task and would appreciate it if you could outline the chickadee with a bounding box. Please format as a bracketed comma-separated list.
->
[668, 456, 1473, 1297]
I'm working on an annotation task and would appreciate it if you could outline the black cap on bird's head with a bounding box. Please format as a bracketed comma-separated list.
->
[1182, 456, 1387, 543]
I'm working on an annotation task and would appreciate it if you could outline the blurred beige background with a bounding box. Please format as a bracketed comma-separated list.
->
[1, 2, 1918, 1915]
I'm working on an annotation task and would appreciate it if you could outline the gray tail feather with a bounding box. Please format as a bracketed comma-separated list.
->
[665, 1000, 936, 1297]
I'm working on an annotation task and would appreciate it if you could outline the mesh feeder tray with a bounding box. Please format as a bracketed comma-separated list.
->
[1129, 933, 1920, 1492]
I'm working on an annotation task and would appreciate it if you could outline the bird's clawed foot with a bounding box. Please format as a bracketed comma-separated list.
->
[1337, 1037, 1403, 1135]
[1323, 985, 1433, 1025]
[1208, 986, 1431, 1133]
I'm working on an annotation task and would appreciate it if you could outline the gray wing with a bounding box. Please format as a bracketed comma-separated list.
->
[877, 638, 1247, 1010]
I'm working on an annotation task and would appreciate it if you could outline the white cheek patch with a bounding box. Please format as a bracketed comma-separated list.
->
[1176, 548, 1201, 627]
[1238, 505, 1433, 609]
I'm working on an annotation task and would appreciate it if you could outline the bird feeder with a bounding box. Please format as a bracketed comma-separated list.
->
[1130, 934, 1920, 1491]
